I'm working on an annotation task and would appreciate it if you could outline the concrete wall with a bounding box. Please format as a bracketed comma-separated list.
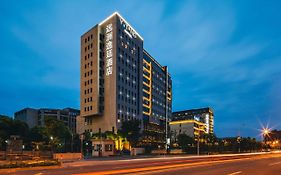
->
[131, 148, 145, 156]
[53, 153, 82, 161]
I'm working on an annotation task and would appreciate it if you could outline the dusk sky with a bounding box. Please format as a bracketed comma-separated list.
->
[1, 0, 281, 138]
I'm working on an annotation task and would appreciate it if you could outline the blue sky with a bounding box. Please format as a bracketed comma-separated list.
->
[0, 0, 281, 138]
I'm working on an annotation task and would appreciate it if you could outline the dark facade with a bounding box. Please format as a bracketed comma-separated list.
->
[14, 108, 80, 133]
[172, 107, 214, 135]
[141, 50, 172, 147]
[265, 130, 281, 141]
[77, 12, 172, 145]
[264, 130, 281, 148]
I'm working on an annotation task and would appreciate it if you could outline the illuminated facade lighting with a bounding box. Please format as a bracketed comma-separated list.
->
[77, 12, 172, 143]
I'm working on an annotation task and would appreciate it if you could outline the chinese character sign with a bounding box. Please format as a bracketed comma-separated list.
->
[105, 23, 113, 76]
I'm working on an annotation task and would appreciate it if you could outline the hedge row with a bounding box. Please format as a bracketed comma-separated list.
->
[0, 159, 60, 169]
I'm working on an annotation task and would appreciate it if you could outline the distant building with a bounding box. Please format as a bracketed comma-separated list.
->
[265, 130, 281, 140]
[265, 129, 281, 148]
[14, 108, 38, 128]
[14, 107, 80, 133]
[170, 107, 214, 141]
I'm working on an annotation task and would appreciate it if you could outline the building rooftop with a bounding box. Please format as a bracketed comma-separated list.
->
[173, 107, 213, 115]
[99, 11, 143, 40]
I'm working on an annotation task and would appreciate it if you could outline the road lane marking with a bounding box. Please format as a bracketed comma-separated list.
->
[74, 158, 251, 175]
[228, 171, 242, 175]
[269, 162, 281, 166]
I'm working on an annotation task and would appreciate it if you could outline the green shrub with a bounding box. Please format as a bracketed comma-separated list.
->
[0, 160, 60, 169]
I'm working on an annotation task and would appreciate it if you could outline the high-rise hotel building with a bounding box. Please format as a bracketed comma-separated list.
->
[77, 12, 172, 145]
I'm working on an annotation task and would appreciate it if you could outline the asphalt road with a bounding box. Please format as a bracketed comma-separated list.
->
[1, 152, 281, 175]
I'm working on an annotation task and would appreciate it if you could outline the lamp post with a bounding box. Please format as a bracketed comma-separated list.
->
[197, 133, 200, 156]
[262, 129, 270, 141]
[50, 136, 54, 155]
[237, 136, 241, 153]
[80, 133, 84, 158]
[71, 132, 74, 153]
[262, 128, 270, 150]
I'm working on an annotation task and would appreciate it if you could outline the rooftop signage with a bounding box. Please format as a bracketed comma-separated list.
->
[99, 12, 143, 40]
[119, 18, 137, 38]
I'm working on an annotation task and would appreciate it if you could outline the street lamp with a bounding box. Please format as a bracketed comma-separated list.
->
[262, 128, 270, 150]
[263, 128, 270, 136]
[237, 136, 241, 153]
[50, 136, 54, 154]
[262, 128, 270, 141]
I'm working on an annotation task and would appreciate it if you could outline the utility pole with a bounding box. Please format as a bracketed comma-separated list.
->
[99, 128, 102, 157]
[71, 132, 74, 153]
[237, 136, 241, 153]
[197, 134, 200, 156]
[165, 66, 169, 154]
[80, 133, 84, 158]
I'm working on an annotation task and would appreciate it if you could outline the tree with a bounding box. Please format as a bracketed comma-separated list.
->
[29, 126, 46, 142]
[0, 116, 11, 150]
[12, 119, 29, 138]
[177, 134, 194, 151]
[119, 120, 141, 147]
[27, 126, 48, 150]
[202, 133, 218, 145]
[44, 116, 71, 152]
[0, 116, 29, 150]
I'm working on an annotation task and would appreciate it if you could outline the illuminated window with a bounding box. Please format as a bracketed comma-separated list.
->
[105, 144, 113, 151]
